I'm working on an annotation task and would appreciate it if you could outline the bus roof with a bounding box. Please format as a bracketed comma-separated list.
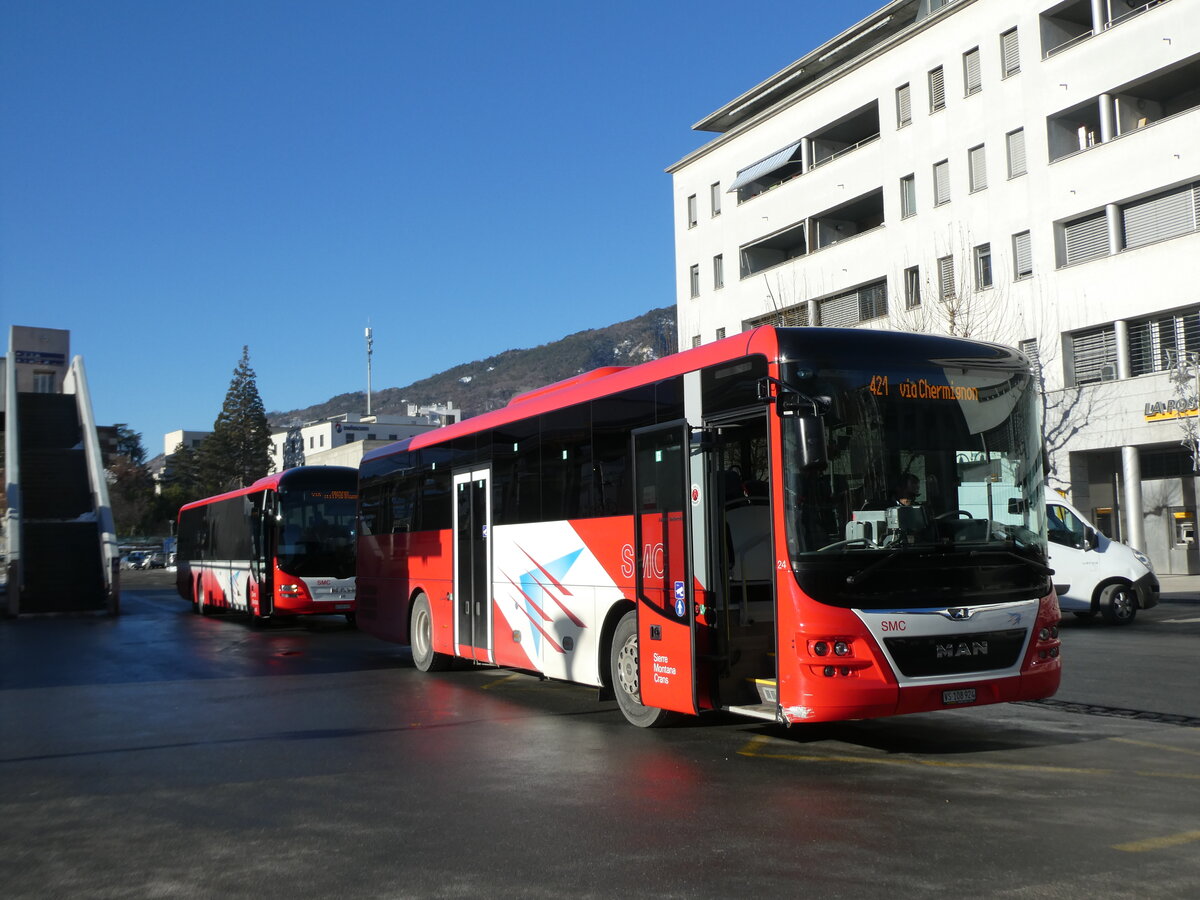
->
[360, 325, 1025, 467]
[177, 465, 358, 514]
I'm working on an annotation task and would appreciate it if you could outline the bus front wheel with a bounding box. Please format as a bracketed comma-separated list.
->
[610, 611, 671, 728]
[410, 593, 451, 672]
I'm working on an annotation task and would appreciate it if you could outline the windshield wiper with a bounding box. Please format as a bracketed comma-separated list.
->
[968, 549, 1054, 577]
[845, 550, 900, 586]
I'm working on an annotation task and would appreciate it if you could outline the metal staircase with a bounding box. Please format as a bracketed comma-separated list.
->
[4, 348, 119, 615]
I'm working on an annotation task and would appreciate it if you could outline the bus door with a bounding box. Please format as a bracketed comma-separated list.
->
[250, 491, 275, 617]
[706, 412, 777, 713]
[632, 422, 698, 715]
[454, 468, 492, 662]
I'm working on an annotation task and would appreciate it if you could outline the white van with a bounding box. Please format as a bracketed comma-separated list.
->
[1046, 496, 1160, 625]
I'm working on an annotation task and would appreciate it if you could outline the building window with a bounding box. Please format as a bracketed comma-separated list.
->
[896, 83, 912, 127]
[1013, 231, 1033, 279]
[320, 435, 325, 447]
[691, 335, 701, 349]
[713, 254, 724, 290]
[1062, 211, 1108, 265]
[687, 194, 697, 229]
[928, 66, 946, 112]
[937, 255, 956, 299]
[1000, 28, 1020, 76]
[309, 437, 314, 449]
[933, 159, 950, 206]
[904, 265, 921, 309]
[1006, 128, 1026, 178]
[1067, 325, 1118, 386]
[689, 264, 700, 298]
[974, 243, 993, 289]
[32, 371, 55, 393]
[968, 145, 987, 192]
[1129, 307, 1200, 377]
[716, 327, 726, 341]
[710, 182, 721, 217]
[345, 433, 356, 442]
[963, 47, 982, 96]
[900, 174, 917, 218]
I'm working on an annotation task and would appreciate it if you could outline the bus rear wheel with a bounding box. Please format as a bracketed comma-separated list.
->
[410, 593, 451, 672]
[610, 611, 671, 728]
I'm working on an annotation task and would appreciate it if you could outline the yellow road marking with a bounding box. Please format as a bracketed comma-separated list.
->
[1111, 737, 1200, 758]
[1113, 830, 1200, 853]
[737, 735, 1200, 781]
[481, 674, 523, 690]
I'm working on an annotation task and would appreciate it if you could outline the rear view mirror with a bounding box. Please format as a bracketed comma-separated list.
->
[796, 413, 827, 470]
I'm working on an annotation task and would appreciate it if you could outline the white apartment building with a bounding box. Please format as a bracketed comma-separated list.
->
[668, 0, 1200, 573]
[267, 403, 460, 474]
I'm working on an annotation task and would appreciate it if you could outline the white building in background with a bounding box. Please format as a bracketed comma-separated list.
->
[267, 402, 460, 474]
[667, 0, 1200, 573]
[163, 430, 210, 457]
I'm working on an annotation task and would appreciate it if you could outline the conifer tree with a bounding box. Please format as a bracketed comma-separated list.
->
[198, 346, 272, 492]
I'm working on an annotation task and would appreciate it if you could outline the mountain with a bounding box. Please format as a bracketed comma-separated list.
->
[268, 306, 677, 426]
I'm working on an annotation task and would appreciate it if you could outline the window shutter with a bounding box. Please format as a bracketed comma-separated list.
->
[938, 256, 955, 299]
[1018, 339, 1041, 383]
[929, 67, 945, 111]
[1063, 213, 1108, 264]
[1123, 183, 1198, 249]
[934, 161, 950, 204]
[1013, 231, 1033, 277]
[1070, 326, 1117, 385]
[1006, 129, 1026, 178]
[968, 146, 987, 191]
[1001, 29, 1020, 76]
[819, 291, 860, 327]
[896, 84, 911, 126]
[964, 49, 982, 95]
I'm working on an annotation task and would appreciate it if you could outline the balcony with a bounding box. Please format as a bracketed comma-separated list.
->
[1042, 0, 1172, 58]
[810, 102, 880, 169]
[1047, 53, 1200, 162]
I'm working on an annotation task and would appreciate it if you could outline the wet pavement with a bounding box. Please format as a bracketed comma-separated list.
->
[1, 572, 1199, 899]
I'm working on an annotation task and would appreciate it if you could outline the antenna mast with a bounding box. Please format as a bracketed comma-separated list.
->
[365, 326, 374, 417]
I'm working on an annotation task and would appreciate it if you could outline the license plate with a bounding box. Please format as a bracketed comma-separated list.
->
[942, 688, 976, 705]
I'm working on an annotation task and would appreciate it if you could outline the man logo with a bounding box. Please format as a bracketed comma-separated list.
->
[937, 640, 989, 659]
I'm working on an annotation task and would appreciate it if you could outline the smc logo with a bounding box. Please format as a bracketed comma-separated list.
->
[621, 543, 664, 579]
[881, 620, 907, 632]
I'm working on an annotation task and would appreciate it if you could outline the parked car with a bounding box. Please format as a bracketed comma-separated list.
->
[1047, 496, 1160, 625]
[121, 551, 148, 570]
[145, 552, 166, 569]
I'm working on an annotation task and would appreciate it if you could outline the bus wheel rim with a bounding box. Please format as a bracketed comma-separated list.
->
[616, 634, 640, 701]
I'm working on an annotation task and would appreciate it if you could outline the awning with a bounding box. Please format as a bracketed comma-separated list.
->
[727, 141, 802, 193]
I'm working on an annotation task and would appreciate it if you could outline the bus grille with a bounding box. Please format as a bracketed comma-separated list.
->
[883, 628, 1026, 677]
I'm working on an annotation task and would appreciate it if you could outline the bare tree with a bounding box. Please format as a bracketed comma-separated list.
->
[1166, 348, 1200, 473]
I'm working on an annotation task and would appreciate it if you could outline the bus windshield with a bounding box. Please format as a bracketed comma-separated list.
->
[276, 485, 357, 578]
[781, 355, 1049, 609]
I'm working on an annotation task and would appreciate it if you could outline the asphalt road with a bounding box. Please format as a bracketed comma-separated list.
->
[2, 571, 1198, 899]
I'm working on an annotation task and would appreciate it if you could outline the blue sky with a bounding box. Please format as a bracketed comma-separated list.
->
[2, 0, 880, 457]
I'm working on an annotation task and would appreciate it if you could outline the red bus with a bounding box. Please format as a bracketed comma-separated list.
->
[176, 466, 358, 624]
[357, 327, 1060, 726]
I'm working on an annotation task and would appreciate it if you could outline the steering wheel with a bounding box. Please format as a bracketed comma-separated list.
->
[937, 510, 974, 520]
[818, 537, 879, 552]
